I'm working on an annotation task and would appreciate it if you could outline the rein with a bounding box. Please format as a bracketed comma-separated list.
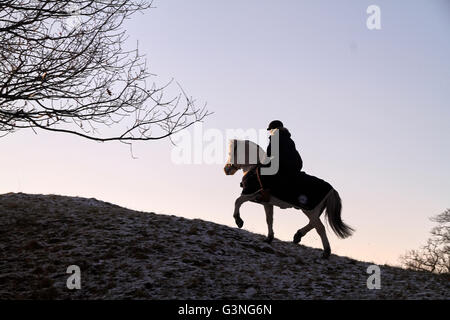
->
[255, 165, 271, 202]
[229, 139, 271, 202]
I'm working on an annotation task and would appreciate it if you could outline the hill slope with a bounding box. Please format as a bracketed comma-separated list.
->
[0, 193, 448, 299]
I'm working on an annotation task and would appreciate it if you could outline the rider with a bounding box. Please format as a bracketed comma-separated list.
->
[262, 120, 303, 203]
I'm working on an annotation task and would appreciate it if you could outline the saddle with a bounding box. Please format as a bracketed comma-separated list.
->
[240, 167, 332, 210]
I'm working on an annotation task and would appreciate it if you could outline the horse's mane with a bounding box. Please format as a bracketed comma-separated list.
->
[227, 139, 268, 165]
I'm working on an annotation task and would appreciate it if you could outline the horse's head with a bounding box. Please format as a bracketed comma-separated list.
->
[224, 163, 240, 175]
[224, 139, 267, 175]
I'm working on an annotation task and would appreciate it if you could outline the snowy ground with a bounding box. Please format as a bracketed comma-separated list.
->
[0, 193, 448, 300]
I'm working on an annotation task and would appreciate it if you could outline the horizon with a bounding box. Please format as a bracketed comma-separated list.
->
[1, 0, 449, 267]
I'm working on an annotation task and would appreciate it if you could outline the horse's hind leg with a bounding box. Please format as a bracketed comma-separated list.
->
[305, 205, 331, 258]
[293, 209, 316, 244]
[263, 204, 274, 244]
[293, 222, 314, 244]
[312, 218, 331, 259]
[293, 206, 331, 259]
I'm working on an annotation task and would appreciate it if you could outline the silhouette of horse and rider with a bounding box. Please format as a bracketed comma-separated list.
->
[224, 120, 354, 259]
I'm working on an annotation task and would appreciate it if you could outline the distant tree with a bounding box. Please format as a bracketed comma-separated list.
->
[0, 0, 209, 142]
[401, 209, 450, 274]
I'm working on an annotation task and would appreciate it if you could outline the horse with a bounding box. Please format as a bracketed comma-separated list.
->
[223, 139, 354, 259]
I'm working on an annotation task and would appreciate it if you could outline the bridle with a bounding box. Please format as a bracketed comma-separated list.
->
[225, 139, 270, 201]
[224, 163, 239, 171]
[225, 141, 241, 173]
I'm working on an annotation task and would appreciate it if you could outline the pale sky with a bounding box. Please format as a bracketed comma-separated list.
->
[1, 0, 449, 266]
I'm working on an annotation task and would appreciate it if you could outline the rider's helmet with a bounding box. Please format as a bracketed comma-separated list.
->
[267, 120, 284, 131]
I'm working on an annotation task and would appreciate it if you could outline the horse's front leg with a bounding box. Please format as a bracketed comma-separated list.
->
[233, 193, 257, 228]
[264, 204, 274, 244]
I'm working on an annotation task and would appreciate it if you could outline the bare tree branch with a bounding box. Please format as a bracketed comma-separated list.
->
[0, 0, 211, 142]
[401, 209, 450, 274]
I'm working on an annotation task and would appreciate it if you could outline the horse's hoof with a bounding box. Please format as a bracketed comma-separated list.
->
[322, 249, 331, 259]
[293, 232, 302, 244]
[264, 236, 274, 244]
[235, 217, 244, 229]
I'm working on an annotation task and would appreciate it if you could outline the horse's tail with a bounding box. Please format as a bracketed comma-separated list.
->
[324, 189, 354, 239]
